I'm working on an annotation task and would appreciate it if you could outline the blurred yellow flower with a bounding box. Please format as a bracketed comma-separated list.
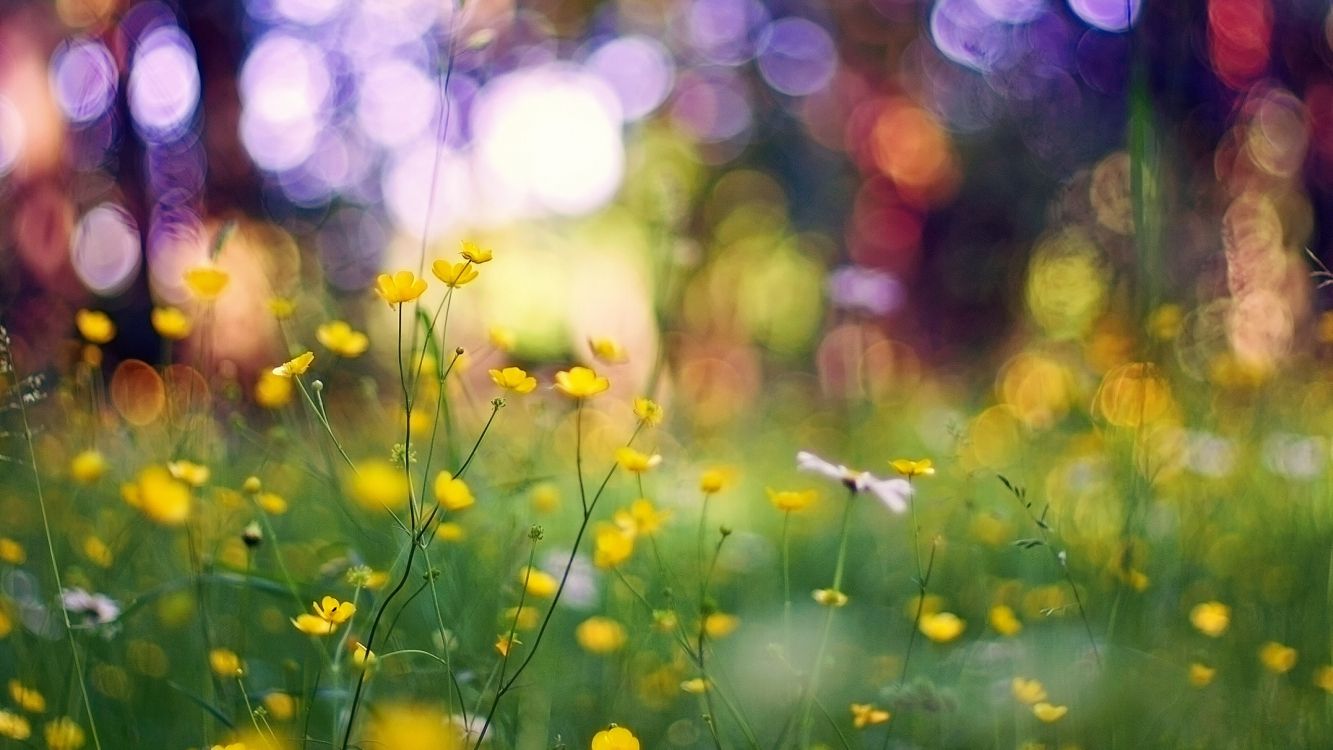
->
[889, 458, 935, 478]
[121, 466, 192, 526]
[699, 467, 731, 494]
[375, 271, 428, 307]
[591, 726, 639, 750]
[184, 265, 230, 301]
[208, 648, 243, 677]
[268, 297, 296, 319]
[316, 321, 369, 358]
[1032, 702, 1067, 723]
[1259, 642, 1297, 674]
[352, 642, 376, 669]
[350, 459, 409, 511]
[589, 336, 628, 364]
[272, 351, 314, 378]
[0, 710, 30, 740]
[167, 460, 210, 487]
[290, 613, 335, 636]
[70, 449, 107, 484]
[488, 326, 516, 352]
[988, 604, 1022, 636]
[576, 616, 628, 654]
[520, 567, 558, 598]
[615, 447, 661, 474]
[1315, 665, 1333, 693]
[262, 692, 296, 721]
[0, 539, 23, 565]
[767, 488, 817, 512]
[813, 588, 848, 607]
[1011, 677, 1047, 705]
[431, 259, 479, 288]
[435, 522, 466, 542]
[75, 309, 115, 344]
[8, 680, 45, 712]
[704, 612, 739, 638]
[460, 240, 493, 264]
[593, 524, 635, 569]
[364, 704, 465, 750]
[614, 499, 668, 536]
[555, 366, 609, 399]
[505, 605, 539, 630]
[433, 472, 474, 511]
[254, 371, 294, 409]
[151, 307, 191, 340]
[920, 611, 965, 643]
[1189, 662, 1216, 687]
[43, 717, 85, 750]
[680, 677, 709, 694]
[1189, 601, 1230, 637]
[633, 397, 663, 426]
[850, 703, 891, 728]
[489, 366, 537, 393]
[257, 492, 288, 515]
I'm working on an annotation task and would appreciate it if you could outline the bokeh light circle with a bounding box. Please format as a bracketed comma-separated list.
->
[1069, 0, 1140, 32]
[50, 39, 118, 124]
[128, 26, 200, 142]
[586, 36, 675, 121]
[239, 32, 332, 171]
[71, 203, 142, 296]
[756, 18, 837, 97]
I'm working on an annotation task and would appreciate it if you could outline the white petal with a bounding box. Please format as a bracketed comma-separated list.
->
[867, 477, 913, 514]
[796, 451, 844, 482]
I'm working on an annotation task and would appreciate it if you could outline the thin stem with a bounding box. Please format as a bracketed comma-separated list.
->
[797, 488, 857, 747]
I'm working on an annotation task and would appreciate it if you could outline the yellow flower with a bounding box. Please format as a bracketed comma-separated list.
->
[489, 366, 537, 393]
[614, 499, 668, 536]
[1032, 702, 1068, 723]
[151, 307, 191, 340]
[433, 472, 475, 511]
[208, 648, 243, 677]
[352, 642, 376, 669]
[889, 458, 935, 478]
[210, 744, 245, 750]
[242, 476, 262, 494]
[167, 460, 210, 487]
[70, 450, 107, 484]
[593, 524, 635, 569]
[704, 612, 739, 638]
[767, 488, 817, 512]
[258, 492, 288, 515]
[262, 692, 296, 721]
[813, 588, 848, 607]
[576, 616, 628, 654]
[520, 567, 558, 598]
[1259, 641, 1297, 674]
[0, 538, 23, 565]
[8, 680, 45, 712]
[267, 297, 296, 319]
[0, 710, 30, 740]
[313, 595, 356, 624]
[1011, 677, 1047, 705]
[495, 634, 520, 656]
[488, 326, 516, 352]
[375, 271, 428, 307]
[183, 265, 230, 300]
[348, 460, 410, 511]
[588, 336, 628, 364]
[988, 604, 1022, 636]
[633, 397, 663, 426]
[431, 259, 479, 288]
[615, 447, 662, 474]
[591, 726, 639, 750]
[460, 240, 493, 264]
[1314, 665, 1333, 693]
[316, 321, 369, 358]
[254, 371, 294, 409]
[699, 467, 731, 494]
[75, 309, 115, 344]
[121, 466, 192, 526]
[1189, 662, 1216, 687]
[364, 704, 466, 749]
[43, 717, 85, 750]
[436, 523, 466, 542]
[554, 366, 609, 399]
[272, 351, 315, 377]
[920, 612, 965, 642]
[1190, 601, 1230, 637]
[850, 703, 891, 729]
[680, 677, 710, 694]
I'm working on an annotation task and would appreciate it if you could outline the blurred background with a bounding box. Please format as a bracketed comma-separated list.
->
[1, 0, 1330, 394]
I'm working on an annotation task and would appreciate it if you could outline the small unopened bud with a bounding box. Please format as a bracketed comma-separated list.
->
[242, 521, 264, 547]
[454, 347, 465, 356]
[242, 476, 262, 494]
[719, 525, 733, 538]
[312, 379, 324, 392]
[528, 525, 544, 541]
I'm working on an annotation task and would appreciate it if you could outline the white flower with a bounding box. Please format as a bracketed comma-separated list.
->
[796, 451, 912, 514]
